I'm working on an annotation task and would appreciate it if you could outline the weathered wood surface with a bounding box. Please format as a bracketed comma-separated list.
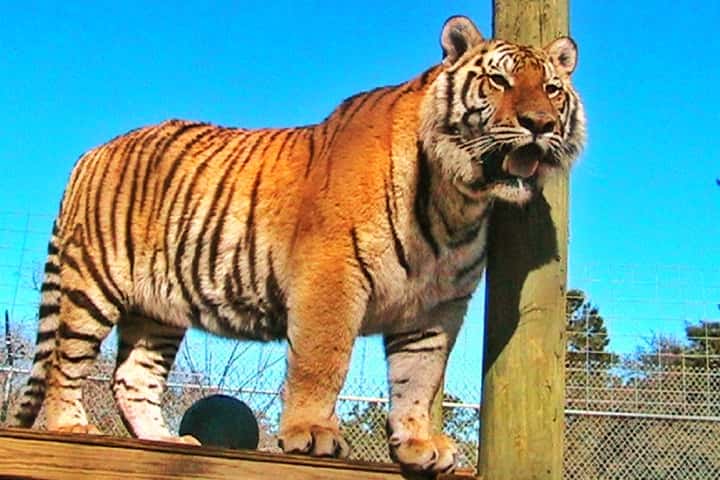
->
[0, 428, 477, 480]
[481, 1, 570, 479]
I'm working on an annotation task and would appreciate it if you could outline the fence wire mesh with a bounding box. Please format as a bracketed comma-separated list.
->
[1, 212, 719, 478]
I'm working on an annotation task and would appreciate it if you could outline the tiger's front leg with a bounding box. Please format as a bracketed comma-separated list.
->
[383, 297, 467, 473]
[277, 265, 369, 458]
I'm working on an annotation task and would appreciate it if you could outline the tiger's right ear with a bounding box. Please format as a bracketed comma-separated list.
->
[441, 16, 483, 66]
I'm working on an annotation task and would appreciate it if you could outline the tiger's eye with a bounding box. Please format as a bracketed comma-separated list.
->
[489, 74, 511, 90]
[545, 83, 562, 96]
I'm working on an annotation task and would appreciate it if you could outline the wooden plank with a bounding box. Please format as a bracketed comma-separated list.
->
[0, 428, 477, 480]
[480, 1, 570, 479]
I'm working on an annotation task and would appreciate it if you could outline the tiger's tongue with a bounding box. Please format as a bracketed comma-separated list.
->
[503, 147, 541, 178]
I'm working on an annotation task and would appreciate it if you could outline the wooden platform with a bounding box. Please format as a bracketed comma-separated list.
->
[0, 428, 476, 480]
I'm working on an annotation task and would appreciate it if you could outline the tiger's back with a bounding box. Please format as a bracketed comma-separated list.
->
[55, 64, 440, 338]
[13, 15, 585, 474]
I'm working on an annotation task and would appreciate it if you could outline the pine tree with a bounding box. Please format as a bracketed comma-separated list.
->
[684, 320, 720, 369]
[566, 289, 617, 366]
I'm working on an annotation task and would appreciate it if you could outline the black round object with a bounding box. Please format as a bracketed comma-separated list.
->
[179, 394, 259, 450]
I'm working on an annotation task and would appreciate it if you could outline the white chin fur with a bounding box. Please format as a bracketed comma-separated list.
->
[488, 180, 535, 204]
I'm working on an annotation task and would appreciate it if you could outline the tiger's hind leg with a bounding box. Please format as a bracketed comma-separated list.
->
[44, 268, 123, 434]
[112, 314, 197, 444]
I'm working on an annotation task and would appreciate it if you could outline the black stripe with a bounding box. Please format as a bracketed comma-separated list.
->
[82, 143, 114, 252]
[58, 350, 98, 363]
[229, 238, 245, 301]
[384, 329, 421, 344]
[366, 86, 397, 111]
[113, 378, 140, 392]
[35, 330, 56, 343]
[389, 346, 443, 355]
[304, 129, 316, 178]
[459, 71, 477, 109]
[14, 411, 37, 425]
[350, 227, 375, 294]
[89, 142, 122, 283]
[27, 377, 45, 388]
[21, 389, 44, 399]
[265, 250, 288, 337]
[32, 350, 53, 363]
[173, 201, 203, 311]
[110, 130, 143, 255]
[434, 197, 456, 238]
[54, 368, 87, 382]
[447, 209, 489, 248]
[413, 143, 439, 256]
[239, 130, 270, 171]
[160, 125, 217, 199]
[58, 323, 102, 344]
[455, 249, 487, 282]
[80, 247, 124, 314]
[387, 83, 415, 112]
[153, 341, 181, 353]
[62, 152, 93, 224]
[64, 288, 115, 329]
[47, 242, 59, 256]
[123, 131, 154, 279]
[137, 360, 156, 371]
[272, 128, 301, 172]
[385, 330, 442, 354]
[418, 67, 435, 87]
[162, 162, 192, 282]
[208, 178, 238, 286]
[59, 251, 81, 273]
[44, 261, 60, 275]
[127, 397, 162, 407]
[444, 70, 455, 129]
[136, 128, 164, 211]
[384, 185, 410, 275]
[40, 281, 61, 293]
[38, 303, 60, 318]
[246, 162, 265, 293]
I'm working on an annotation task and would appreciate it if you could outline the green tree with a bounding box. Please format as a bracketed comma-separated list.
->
[566, 289, 617, 366]
[684, 320, 720, 369]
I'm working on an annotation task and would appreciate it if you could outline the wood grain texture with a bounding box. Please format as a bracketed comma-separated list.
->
[480, 1, 569, 479]
[0, 428, 478, 480]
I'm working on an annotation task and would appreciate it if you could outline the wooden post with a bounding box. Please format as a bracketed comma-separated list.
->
[479, 1, 569, 479]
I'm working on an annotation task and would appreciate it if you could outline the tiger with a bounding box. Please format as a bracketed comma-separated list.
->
[11, 15, 584, 473]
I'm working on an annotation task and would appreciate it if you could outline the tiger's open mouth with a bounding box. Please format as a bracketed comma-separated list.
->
[480, 143, 556, 190]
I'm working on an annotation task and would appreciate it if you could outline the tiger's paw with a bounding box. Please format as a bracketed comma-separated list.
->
[278, 423, 350, 458]
[55, 424, 101, 435]
[389, 433, 458, 473]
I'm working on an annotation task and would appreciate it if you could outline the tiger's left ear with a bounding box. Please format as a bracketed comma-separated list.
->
[545, 37, 578, 75]
[441, 16, 483, 66]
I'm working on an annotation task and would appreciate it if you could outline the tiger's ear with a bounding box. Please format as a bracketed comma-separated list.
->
[545, 37, 578, 76]
[441, 16, 483, 66]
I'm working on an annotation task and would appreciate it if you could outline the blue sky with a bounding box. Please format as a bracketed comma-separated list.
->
[1, 2, 719, 400]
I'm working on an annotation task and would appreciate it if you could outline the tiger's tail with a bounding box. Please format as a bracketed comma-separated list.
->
[10, 222, 62, 427]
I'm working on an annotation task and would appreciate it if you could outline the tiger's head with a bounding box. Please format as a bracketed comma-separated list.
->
[421, 16, 586, 204]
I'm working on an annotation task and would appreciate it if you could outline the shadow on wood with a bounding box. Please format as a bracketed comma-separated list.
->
[0, 428, 477, 480]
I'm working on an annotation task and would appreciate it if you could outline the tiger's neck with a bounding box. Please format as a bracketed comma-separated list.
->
[413, 141, 492, 253]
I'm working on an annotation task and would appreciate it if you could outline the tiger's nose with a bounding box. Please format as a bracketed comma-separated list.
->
[518, 112, 556, 135]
